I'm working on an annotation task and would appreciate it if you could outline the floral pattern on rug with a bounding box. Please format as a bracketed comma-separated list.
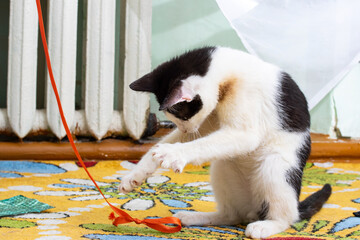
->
[0, 160, 360, 240]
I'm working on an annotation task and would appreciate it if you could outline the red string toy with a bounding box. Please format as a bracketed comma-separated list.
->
[35, 0, 182, 233]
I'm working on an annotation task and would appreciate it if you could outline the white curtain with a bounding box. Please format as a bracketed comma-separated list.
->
[216, 0, 360, 109]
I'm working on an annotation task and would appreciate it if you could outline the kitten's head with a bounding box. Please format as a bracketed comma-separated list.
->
[130, 47, 216, 133]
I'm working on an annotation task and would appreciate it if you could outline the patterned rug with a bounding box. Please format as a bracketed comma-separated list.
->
[0, 160, 360, 240]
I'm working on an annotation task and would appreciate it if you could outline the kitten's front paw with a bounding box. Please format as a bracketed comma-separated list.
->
[173, 211, 204, 226]
[118, 171, 146, 193]
[152, 143, 186, 173]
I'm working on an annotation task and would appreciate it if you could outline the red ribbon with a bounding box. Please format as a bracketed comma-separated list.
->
[35, 0, 182, 233]
[109, 212, 182, 233]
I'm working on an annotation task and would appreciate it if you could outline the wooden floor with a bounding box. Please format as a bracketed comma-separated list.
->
[0, 130, 359, 161]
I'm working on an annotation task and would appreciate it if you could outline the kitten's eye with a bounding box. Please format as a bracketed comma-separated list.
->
[167, 94, 202, 121]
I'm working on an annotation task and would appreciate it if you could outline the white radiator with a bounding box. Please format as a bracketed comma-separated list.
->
[0, 0, 152, 140]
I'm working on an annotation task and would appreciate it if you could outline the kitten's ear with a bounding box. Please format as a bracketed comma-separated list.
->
[159, 85, 194, 110]
[129, 73, 156, 93]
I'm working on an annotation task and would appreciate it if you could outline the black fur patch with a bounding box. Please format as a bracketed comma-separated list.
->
[286, 133, 311, 198]
[130, 47, 215, 112]
[167, 95, 203, 121]
[277, 72, 310, 132]
[258, 201, 269, 220]
[299, 183, 332, 220]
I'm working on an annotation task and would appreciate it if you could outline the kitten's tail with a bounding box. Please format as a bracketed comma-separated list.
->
[298, 183, 332, 220]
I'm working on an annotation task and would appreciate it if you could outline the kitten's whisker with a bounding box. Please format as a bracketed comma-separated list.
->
[191, 132, 196, 141]
[194, 129, 202, 139]
[180, 130, 185, 143]
[206, 118, 216, 132]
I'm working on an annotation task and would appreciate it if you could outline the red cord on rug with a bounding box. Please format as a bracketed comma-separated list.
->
[35, 0, 181, 234]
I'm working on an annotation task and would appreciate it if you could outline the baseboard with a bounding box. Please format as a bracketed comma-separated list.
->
[0, 132, 359, 161]
[310, 133, 360, 161]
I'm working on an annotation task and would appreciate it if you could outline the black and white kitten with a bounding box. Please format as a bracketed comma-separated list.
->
[118, 47, 331, 238]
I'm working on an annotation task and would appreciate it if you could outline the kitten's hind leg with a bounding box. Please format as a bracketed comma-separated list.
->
[245, 153, 300, 238]
[174, 160, 252, 227]
[174, 211, 239, 226]
[245, 220, 289, 239]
